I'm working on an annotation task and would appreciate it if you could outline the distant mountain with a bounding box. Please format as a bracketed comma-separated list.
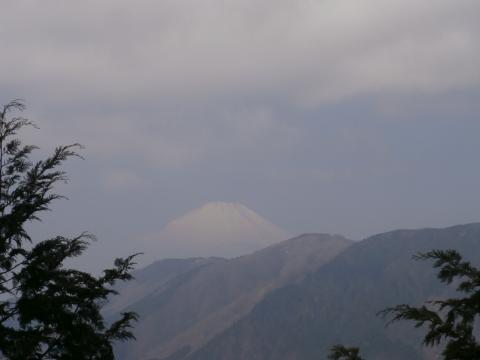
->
[113, 233, 352, 360]
[104, 257, 224, 317]
[145, 202, 291, 260]
[187, 223, 480, 360]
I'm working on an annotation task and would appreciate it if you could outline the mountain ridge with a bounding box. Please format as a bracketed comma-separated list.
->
[113, 233, 352, 359]
[187, 222, 480, 360]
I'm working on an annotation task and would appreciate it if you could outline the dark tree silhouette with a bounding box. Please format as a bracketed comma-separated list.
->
[380, 249, 480, 359]
[329, 249, 480, 360]
[328, 345, 364, 360]
[0, 100, 138, 359]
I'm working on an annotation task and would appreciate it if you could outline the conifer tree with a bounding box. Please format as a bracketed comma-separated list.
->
[328, 345, 364, 360]
[380, 249, 480, 359]
[0, 100, 138, 360]
[329, 249, 480, 359]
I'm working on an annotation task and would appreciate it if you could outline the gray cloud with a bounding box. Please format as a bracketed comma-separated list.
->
[2, 0, 479, 105]
[3, 1, 479, 165]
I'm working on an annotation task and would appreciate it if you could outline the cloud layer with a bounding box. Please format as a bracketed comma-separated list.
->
[2, 0, 479, 105]
[3, 0, 478, 169]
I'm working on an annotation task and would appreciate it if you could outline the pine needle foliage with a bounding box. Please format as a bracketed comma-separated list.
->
[380, 249, 480, 359]
[0, 100, 138, 360]
[329, 248, 480, 359]
[328, 345, 364, 360]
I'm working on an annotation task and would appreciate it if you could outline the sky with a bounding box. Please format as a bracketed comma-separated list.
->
[1, 0, 480, 272]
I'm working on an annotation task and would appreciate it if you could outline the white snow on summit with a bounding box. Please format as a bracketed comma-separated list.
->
[148, 202, 291, 260]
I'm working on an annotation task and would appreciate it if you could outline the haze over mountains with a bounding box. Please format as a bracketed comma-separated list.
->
[187, 223, 480, 360]
[144, 202, 291, 262]
[112, 233, 351, 360]
[111, 221, 480, 360]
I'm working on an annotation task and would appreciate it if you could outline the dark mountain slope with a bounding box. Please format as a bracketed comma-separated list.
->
[104, 257, 224, 316]
[114, 234, 352, 360]
[188, 223, 480, 360]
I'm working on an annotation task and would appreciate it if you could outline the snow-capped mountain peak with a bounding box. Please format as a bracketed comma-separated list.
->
[151, 202, 291, 259]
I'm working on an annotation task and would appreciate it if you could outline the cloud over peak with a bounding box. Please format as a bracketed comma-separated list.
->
[2, 0, 479, 106]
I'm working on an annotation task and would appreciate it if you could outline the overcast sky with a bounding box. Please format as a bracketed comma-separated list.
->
[1, 1, 479, 272]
